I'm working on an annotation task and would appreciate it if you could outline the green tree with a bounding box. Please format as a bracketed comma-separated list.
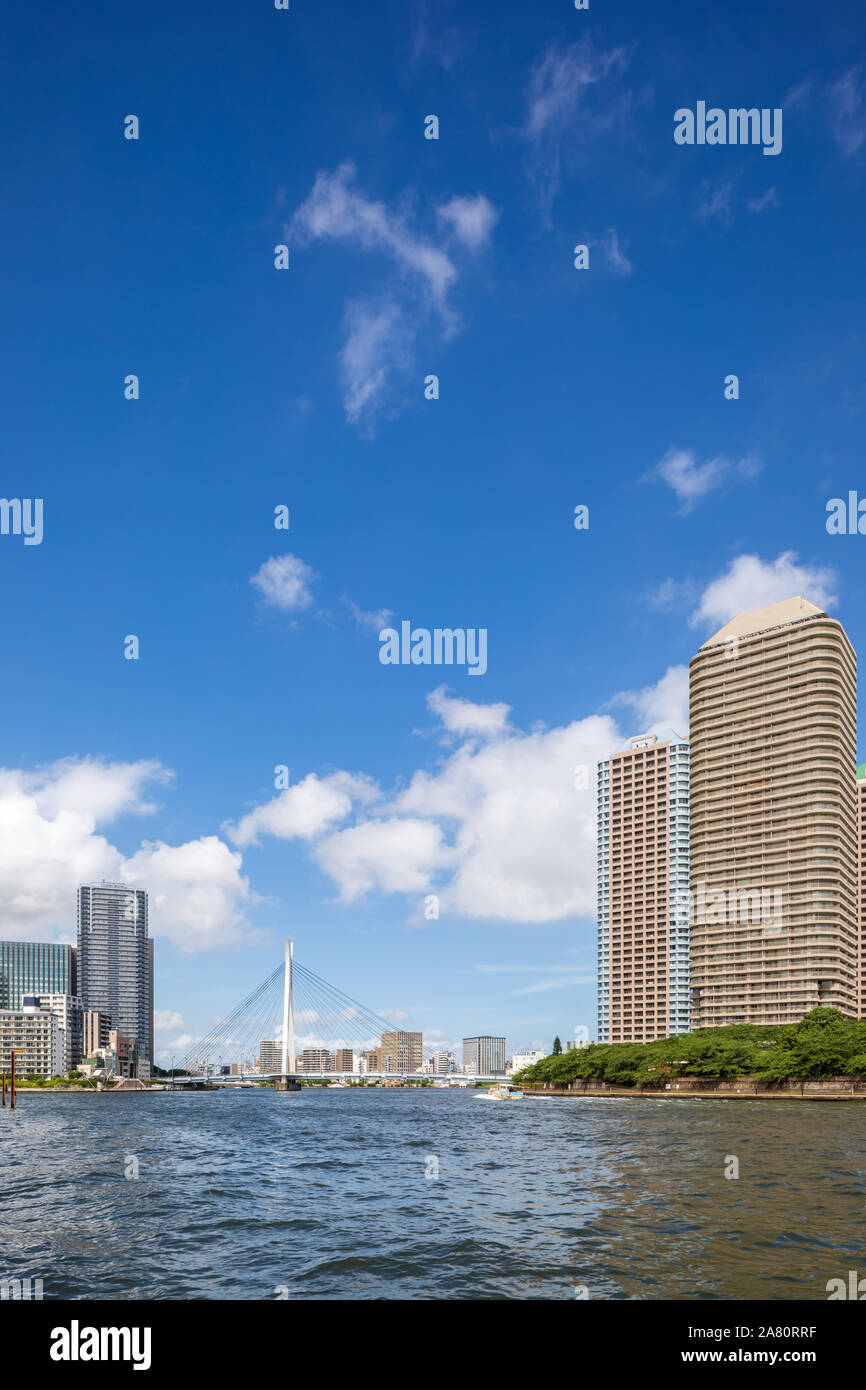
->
[552, 1036, 562, 1055]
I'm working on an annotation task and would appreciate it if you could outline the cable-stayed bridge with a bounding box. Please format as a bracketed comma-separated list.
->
[172, 941, 488, 1085]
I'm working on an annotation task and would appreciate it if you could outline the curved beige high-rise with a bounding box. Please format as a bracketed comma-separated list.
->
[689, 597, 858, 1028]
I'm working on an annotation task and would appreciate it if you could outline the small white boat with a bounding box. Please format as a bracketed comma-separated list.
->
[485, 1083, 524, 1100]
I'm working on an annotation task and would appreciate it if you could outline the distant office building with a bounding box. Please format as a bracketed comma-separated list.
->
[83, 1010, 111, 1057]
[360, 1050, 380, 1073]
[690, 597, 858, 1027]
[78, 882, 151, 1076]
[0, 941, 77, 1010]
[0, 1000, 63, 1078]
[430, 1049, 456, 1074]
[298, 1048, 334, 1073]
[108, 1029, 136, 1079]
[379, 1031, 423, 1073]
[259, 1039, 281, 1073]
[597, 730, 691, 1044]
[334, 1048, 354, 1073]
[463, 1036, 506, 1076]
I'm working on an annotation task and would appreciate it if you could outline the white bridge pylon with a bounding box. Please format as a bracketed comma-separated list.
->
[280, 938, 295, 1077]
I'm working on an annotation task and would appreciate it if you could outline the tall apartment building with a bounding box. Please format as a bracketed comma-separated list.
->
[597, 731, 691, 1044]
[857, 765, 866, 1016]
[78, 882, 152, 1077]
[334, 1048, 354, 1073]
[689, 597, 858, 1027]
[380, 1030, 423, 1073]
[462, 1036, 506, 1075]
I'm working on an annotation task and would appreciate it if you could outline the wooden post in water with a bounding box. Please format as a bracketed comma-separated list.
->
[1, 1071, 5, 1106]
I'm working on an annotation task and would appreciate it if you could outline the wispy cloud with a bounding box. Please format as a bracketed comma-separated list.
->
[648, 446, 759, 512]
[410, 0, 471, 70]
[599, 226, 632, 275]
[523, 39, 636, 213]
[343, 597, 394, 632]
[697, 178, 735, 224]
[290, 162, 456, 306]
[828, 68, 866, 156]
[288, 163, 497, 429]
[747, 186, 779, 213]
[511, 976, 595, 996]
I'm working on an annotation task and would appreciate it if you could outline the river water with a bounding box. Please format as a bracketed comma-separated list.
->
[1, 1089, 864, 1300]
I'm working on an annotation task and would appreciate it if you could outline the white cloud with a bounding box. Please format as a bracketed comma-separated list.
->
[437, 195, 499, 250]
[426, 686, 511, 739]
[226, 772, 377, 848]
[0, 759, 252, 953]
[123, 837, 251, 954]
[154, 1010, 184, 1032]
[250, 553, 317, 611]
[609, 665, 689, 738]
[689, 552, 839, 630]
[230, 666, 698, 924]
[651, 446, 759, 511]
[312, 817, 451, 902]
[28, 757, 172, 823]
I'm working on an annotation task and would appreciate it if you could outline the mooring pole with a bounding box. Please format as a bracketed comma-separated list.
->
[1, 1071, 5, 1107]
[280, 938, 294, 1079]
[10, 1049, 17, 1110]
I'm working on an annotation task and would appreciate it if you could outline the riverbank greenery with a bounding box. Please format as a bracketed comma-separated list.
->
[514, 1009, 866, 1087]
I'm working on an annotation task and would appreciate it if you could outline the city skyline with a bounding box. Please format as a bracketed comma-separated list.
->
[2, 0, 866, 1064]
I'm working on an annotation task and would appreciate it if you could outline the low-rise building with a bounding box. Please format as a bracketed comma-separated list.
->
[298, 1048, 334, 1073]
[0, 1001, 63, 1078]
[83, 1010, 111, 1057]
[507, 1049, 548, 1075]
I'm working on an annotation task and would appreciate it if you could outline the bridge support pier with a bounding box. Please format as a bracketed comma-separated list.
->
[275, 1076, 301, 1091]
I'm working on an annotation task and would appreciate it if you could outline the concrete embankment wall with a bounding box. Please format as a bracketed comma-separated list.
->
[523, 1075, 866, 1101]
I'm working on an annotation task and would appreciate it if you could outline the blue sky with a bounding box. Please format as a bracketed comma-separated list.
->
[2, 0, 866, 1063]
